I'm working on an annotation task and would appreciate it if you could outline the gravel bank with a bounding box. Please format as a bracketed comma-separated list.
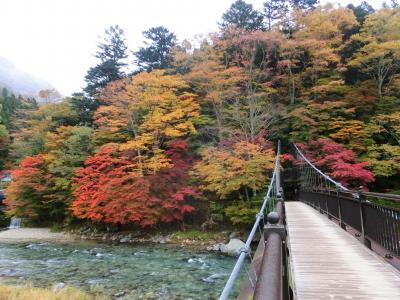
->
[0, 228, 74, 242]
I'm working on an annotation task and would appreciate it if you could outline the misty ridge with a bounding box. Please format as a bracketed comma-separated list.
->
[0, 56, 60, 102]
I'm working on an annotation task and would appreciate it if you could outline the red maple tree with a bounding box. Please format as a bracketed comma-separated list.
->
[297, 138, 375, 188]
[71, 140, 196, 226]
[5, 155, 52, 219]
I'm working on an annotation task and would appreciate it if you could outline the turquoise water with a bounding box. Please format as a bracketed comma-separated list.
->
[0, 241, 247, 299]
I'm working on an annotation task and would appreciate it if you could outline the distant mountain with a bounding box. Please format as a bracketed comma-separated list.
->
[0, 56, 56, 99]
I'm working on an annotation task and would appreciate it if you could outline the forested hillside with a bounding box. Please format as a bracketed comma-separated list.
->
[1, 1, 399, 229]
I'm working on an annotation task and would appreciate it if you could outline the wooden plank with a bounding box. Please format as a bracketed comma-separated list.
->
[285, 201, 400, 300]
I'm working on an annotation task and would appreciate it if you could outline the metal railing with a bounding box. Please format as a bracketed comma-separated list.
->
[219, 141, 282, 300]
[294, 144, 400, 259]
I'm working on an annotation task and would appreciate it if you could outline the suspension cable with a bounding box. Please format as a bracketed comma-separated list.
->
[293, 143, 349, 191]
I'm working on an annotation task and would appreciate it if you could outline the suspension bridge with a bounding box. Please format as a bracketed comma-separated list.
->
[219, 142, 400, 300]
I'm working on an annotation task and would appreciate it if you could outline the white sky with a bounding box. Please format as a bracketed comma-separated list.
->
[0, 0, 384, 96]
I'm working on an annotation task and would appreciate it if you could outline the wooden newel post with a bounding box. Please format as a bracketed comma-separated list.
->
[254, 197, 286, 300]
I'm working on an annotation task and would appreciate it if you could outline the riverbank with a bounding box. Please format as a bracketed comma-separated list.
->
[71, 228, 235, 251]
[0, 227, 246, 255]
[0, 228, 75, 242]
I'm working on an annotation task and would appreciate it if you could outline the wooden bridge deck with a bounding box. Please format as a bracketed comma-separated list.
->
[285, 201, 400, 300]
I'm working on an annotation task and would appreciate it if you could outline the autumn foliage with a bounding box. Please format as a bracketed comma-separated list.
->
[297, 138, 375, 188]
[5, 155, 53, 221]
[2, 3, 400, 228]
[72, 140, 195, 226]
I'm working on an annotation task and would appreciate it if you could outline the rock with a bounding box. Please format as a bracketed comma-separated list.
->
[119, 236, 130, 243]
[207, 243, 223, 252]
[220, 239, 246, 257]
[202, 273, 227, 283]
[229, 231, 241, 239]
[53, 282, 65, 291]
[114, 291, 126, 297]
[151, 235, 170, 244]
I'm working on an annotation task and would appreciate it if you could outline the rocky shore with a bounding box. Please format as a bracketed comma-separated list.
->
[71, 228, 248, 256]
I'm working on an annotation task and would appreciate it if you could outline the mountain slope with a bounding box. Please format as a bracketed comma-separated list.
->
[0, 56, 54, 97]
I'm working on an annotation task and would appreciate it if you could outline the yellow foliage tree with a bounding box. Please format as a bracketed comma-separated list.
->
[350, 8, 400, 98]
[193, 141, 275, 200]
[95, 70, 199, 175]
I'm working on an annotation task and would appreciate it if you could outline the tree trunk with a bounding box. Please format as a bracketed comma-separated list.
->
[244, 187, 250, 202]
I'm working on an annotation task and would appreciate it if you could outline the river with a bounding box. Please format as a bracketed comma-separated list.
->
[0, 241, 246, 299]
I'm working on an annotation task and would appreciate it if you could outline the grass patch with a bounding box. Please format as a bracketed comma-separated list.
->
[0, 284, 108, 300]
[50, 224, 63, 233]
[171, 230, 222, 241]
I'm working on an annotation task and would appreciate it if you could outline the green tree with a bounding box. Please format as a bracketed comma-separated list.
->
[44, 126, 94, 219]
[68, 92, 98, 125]
[263, 0, 288, 30]
[290, 0, 319, 10]
[84, 25, 128, 97]
[367, 144, 400, 177]
[350, 8, 400, 98]
[347, 1, 375, 24]
[134, 26, 177, 72]
[0, 88, 21, 129]
[220, 0, 265, 31]
[0, 125, 8, 169]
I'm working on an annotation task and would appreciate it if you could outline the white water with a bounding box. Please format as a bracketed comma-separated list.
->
[8, 217, 22, 229]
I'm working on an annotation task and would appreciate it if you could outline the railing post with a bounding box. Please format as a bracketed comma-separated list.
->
[276, 141, 281, 195]
[358, 187, 371, 249]
[337, 189, 346, 230]
[326, 196, 331, 220]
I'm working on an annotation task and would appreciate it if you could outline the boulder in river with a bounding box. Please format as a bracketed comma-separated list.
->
[202, 273, 227, 283]
[207, 243, 223, 252]
[119, 236, 130, 243]
[229, 231, 241, 239]
[219, 239, 245, 257]
[53, 282, 65, 291]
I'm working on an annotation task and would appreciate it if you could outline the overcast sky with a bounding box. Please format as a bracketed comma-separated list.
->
[0, 0, 384, 96]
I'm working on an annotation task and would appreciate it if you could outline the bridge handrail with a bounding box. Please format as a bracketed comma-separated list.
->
[294, 143, 349, 191]
[295, 143, 400, 204]
[302, 188, 400, 205]
[219, 142, 281, 300]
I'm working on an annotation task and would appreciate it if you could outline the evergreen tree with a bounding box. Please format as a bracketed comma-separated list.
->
[347, 1, 375, 24]
[0, 124, 7, 169]
[290, 0, 319, 10]
[220, 0, 265, 31]
[263, 0, 288, 30]
[134, 26, 177, 72]
[0, 88, 21, 129]
[84, 25, 128, 97]
[69, 92, 99, 126]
